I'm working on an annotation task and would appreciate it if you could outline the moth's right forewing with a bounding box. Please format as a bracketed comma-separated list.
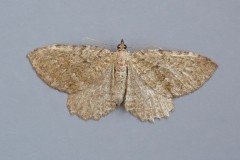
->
[28, 45, 113, 94]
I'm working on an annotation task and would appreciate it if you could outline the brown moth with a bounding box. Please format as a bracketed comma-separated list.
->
[28, 39, 217, 122]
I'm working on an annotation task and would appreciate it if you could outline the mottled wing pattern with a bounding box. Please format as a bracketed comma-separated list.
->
[124, 49, 217, 122]
[67, 65, 116, 120]
[130, 50, 217, 97]
[28, 45, 113, 93]
[124, 63, 174, 122]
[28, 45, 117, 120]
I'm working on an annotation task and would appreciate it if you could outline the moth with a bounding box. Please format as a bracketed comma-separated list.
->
[28, 39, 217, 122]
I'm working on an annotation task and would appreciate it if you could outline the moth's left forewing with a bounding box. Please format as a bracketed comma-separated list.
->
[165, 50, 218, 97]
[129, 49, 218, 97]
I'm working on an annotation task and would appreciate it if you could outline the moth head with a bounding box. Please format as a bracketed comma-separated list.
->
[117, 39, 127, 51]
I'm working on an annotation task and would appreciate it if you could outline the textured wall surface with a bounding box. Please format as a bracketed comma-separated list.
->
[0, 0, 239, 160]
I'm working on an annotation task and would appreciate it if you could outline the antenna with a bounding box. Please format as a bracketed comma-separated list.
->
[82, 37, 116, 47]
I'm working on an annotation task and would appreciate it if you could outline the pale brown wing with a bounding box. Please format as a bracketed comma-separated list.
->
[124, 62, 174, 122]
[124, 49, 217, 122]
[28, 45, 118, 120]
[67, 65, 117, 120]
[129, 49, 217, 97]
[28, 45, 113, 94]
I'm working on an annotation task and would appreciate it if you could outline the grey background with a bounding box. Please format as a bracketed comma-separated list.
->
[0, 0, 239, 160]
